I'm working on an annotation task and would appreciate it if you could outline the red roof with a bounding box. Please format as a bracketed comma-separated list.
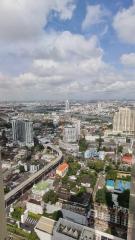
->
[57, 163, 69, 172]
[122, 154, 133, 165]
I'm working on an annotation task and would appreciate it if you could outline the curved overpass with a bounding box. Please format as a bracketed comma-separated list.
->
[5, 144, 63, 206]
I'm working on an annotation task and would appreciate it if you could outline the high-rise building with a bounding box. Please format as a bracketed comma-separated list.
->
[72, 119, 80, 140]
[11, 119, 33, 146]
[98, 102, 102, 113]
[113, 107, 135, 135]
[63, 125, 78, 143]
[0, 151, 8, 240]
[65, 100, 70, 113]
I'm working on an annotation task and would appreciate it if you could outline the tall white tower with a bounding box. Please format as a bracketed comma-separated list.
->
[65, 100, 70, 113]
[0, 151, 8, 240]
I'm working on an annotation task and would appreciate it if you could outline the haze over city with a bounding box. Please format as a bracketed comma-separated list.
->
[0, 0, 135, 101]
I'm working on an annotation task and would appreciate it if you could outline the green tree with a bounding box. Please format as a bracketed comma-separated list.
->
[79, 138, 88, 152]
[106, 170, 117, 180]
[96, 136, 104, 151]
[118, 190, 130, 208]
[117, 145, 123, 153]
[62, 175, 68, 184]
[52, 210, 63, 221]
[11, 207, 24, 220]
[28, 232, 39, 240]
[76, 187, 86, 197]
[19, 165, 25, 173]
[4, 186, 10, 194]
[43, 190, 58, 204]
[96, 188, 106, 204]
[88, 160, 104, 173]
[96, 187, 113, 207]
[68, 162, 81, 175]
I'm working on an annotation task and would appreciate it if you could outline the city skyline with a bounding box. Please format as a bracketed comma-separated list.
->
[0, 0, 135, 101]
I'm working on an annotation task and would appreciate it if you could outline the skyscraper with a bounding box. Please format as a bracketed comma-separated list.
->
[113, 107, 135, 135]
[65, 100, 70, 112]
[72, 119, 80, 140]
[0, 151, 8, 240]
[11, 119, 33, 146]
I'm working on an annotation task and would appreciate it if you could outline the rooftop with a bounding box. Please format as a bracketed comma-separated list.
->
[33, 181, 49, 191]
[35, 216, 56, 235]
[57, 162, 69, 172]
[28, 198, 41, 205]
[55, 218, 124, 240]
[122, 154, 133, 164]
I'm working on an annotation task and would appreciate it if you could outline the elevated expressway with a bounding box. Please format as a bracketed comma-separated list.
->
[5, 144, 63, 207]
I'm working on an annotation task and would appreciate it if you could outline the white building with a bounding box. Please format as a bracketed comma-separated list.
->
[29, 164, 40, 173]
[73, 119, 80, 140]
[65, 100, 70, 113]
[34, 217, 124, 240]
[63, 125, 78, 143]
[26, 199, 44, 215]
[35, 217, 56, 240]
[53, 218, 124, 240]
[59, 140, 79, 154]
[113, 107, 135, 135]
[85, 135, 99, 142]
[11, 118, 33, 146]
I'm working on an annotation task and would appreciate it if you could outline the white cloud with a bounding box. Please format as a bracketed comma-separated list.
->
[121, 53, 135, 67]
[0, 0, 75, 42]
[0, 29, 135, 100]
[0, 1, 135, 100]
[82, 5, 109, 30]
[113, 3, 135, 44]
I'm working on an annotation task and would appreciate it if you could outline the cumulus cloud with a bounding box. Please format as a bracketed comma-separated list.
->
[0, 0, 135, 100]
[82, 4, 109, 30]
[121, 53, 135, 67]
[0, 0, 75, 42]
[113, 3, 135, 44]
[0, 28, 135, 100]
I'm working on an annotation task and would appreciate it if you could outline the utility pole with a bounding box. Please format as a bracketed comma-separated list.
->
[0, 150, 8, 240]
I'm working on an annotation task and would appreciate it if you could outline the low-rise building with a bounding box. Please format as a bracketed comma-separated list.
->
[122, 154, 133, 165]
[26, 198, 44, 214]
[56, 163, 69, 177]
[35, 217, 124, 240]
[53, 218, 124, 240]
[89, 204, 128, 228]
[35, 217, 56, 240]
[59, 140, 79, 154]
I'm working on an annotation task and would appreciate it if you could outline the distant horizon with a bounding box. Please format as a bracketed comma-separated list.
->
[0, 99, 135, 104]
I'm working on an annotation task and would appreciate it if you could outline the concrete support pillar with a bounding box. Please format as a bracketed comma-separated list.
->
[0, 151, 8, 240]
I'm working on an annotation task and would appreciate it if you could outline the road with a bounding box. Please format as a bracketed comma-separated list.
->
[5, 144, 63, 206]
[92, 173, 105, 201]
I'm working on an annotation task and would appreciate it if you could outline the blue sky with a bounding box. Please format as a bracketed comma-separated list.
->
[0, 0, 135, 100]
[46, 0, 135, 65]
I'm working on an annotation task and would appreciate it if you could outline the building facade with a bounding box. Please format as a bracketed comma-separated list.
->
[11, 118, 33, 146]
[113, 107, 135, 135]
[63, 125, 78, 143]
[26, 199, 44, 214]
